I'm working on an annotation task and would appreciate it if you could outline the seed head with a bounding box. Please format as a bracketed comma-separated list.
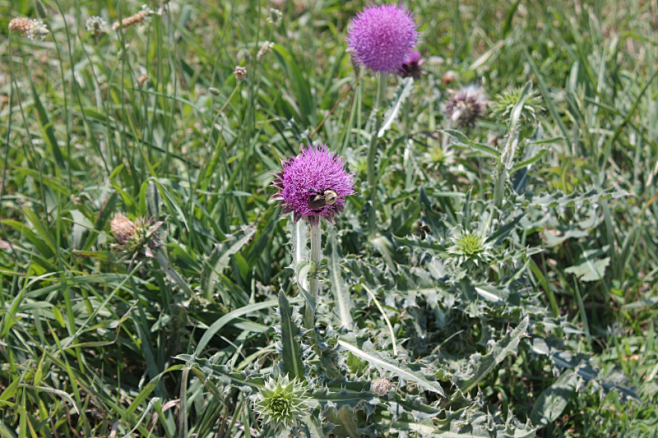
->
[255, 375, 311, 431]
[138, 74, 149, 88]
[110, 213, 163, 256]
[445, 84, 487, 129]
[257, 41, 274, 62]
[112, 5, 154, 32]
[346, 3, 418, 73]
[234, 66, 247, 81]
[371, 378, 392, 396]
[86, 16, 106, 37]
[398, 49, 425, 79]
[9, 17, 49, 41]
[271, 143, 355, 226]
[267, 8, 283, 25]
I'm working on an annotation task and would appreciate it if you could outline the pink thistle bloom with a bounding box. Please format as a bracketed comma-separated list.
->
[346, 3, 418, 73]
[398, 49, 426, 79]
[271, 144, 355, 226]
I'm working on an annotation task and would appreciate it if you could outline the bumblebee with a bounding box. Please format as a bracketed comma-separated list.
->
[308, 189, 338, 212]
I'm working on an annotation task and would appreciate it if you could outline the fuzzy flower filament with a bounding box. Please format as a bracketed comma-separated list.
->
[271, 144, 355, 226]
[346, 4, 418, 73]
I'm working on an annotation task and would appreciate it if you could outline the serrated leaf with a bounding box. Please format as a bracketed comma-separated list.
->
[530, 371, 578, 427]
[200, 226, 256, 300]
[337, 340, 445, 396]
[458, 317, 529, 393]
[444, 129, 500, 158]
[323, 406, 359, 438]
[564, 257, 609, 282]
[328, 224, 353, 328]
[278, 291, 305, 379]
[378, 77, 414, 137]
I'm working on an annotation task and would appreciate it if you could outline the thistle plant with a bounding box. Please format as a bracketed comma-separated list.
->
[346, 3, 419, 239]
[346, 4, 418, 74]
[271, 144, 355, 327]
[445, 84, 488, 129]
[448, 227, 494, 268]
[254, 375, 312, 432]
[490, 86, 543, 126]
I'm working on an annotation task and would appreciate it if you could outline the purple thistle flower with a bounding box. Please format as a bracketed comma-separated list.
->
[271, 144, 355, 226]
[398, 49, 426, 79]
[346, 4, 418, 73]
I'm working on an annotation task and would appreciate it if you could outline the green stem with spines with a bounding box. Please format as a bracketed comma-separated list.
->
[304, 223, 322, 329]
[367, 72, 386, 238]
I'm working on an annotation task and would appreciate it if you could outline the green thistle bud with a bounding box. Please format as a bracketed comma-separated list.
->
[448, 228, 493, 266]
[255, 375, 311, 431]
[490, 87, 543, 125]
[456, 233, 484, 256]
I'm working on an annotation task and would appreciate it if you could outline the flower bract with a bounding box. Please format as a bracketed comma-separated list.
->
[255, 375, 311, 430]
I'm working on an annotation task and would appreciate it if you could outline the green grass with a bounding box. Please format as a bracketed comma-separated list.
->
[0, 0, 657, 436]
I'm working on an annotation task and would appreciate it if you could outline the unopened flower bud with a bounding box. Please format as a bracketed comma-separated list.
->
[371, 378, 392, 396]
[208, 87, 221, 96]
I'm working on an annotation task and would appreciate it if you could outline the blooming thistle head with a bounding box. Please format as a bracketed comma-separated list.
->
[8, 17, 49, 41]
[255, 375, 311, 430]
[86, 16, 106, 37]
[445, 84, 488, 129]
[398, 50, 425, 79]
[346, 4, 418, 73]
[110, 213, 163, 257]
[271, 144, 355, 226]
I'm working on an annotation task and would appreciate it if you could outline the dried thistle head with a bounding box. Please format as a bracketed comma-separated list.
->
[110, 213, 163, 257]
[8, 17, 49, 41]
[234, 66, 247, 81]
[445, 84, 488, 129]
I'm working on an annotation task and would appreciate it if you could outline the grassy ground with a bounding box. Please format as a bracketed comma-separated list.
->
[1, 0, 658, 436]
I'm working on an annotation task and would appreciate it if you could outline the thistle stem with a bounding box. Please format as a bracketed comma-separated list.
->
[367, 72, 386, 188]
[304, 223, 322, 329]
[367, 72, 386, 239]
